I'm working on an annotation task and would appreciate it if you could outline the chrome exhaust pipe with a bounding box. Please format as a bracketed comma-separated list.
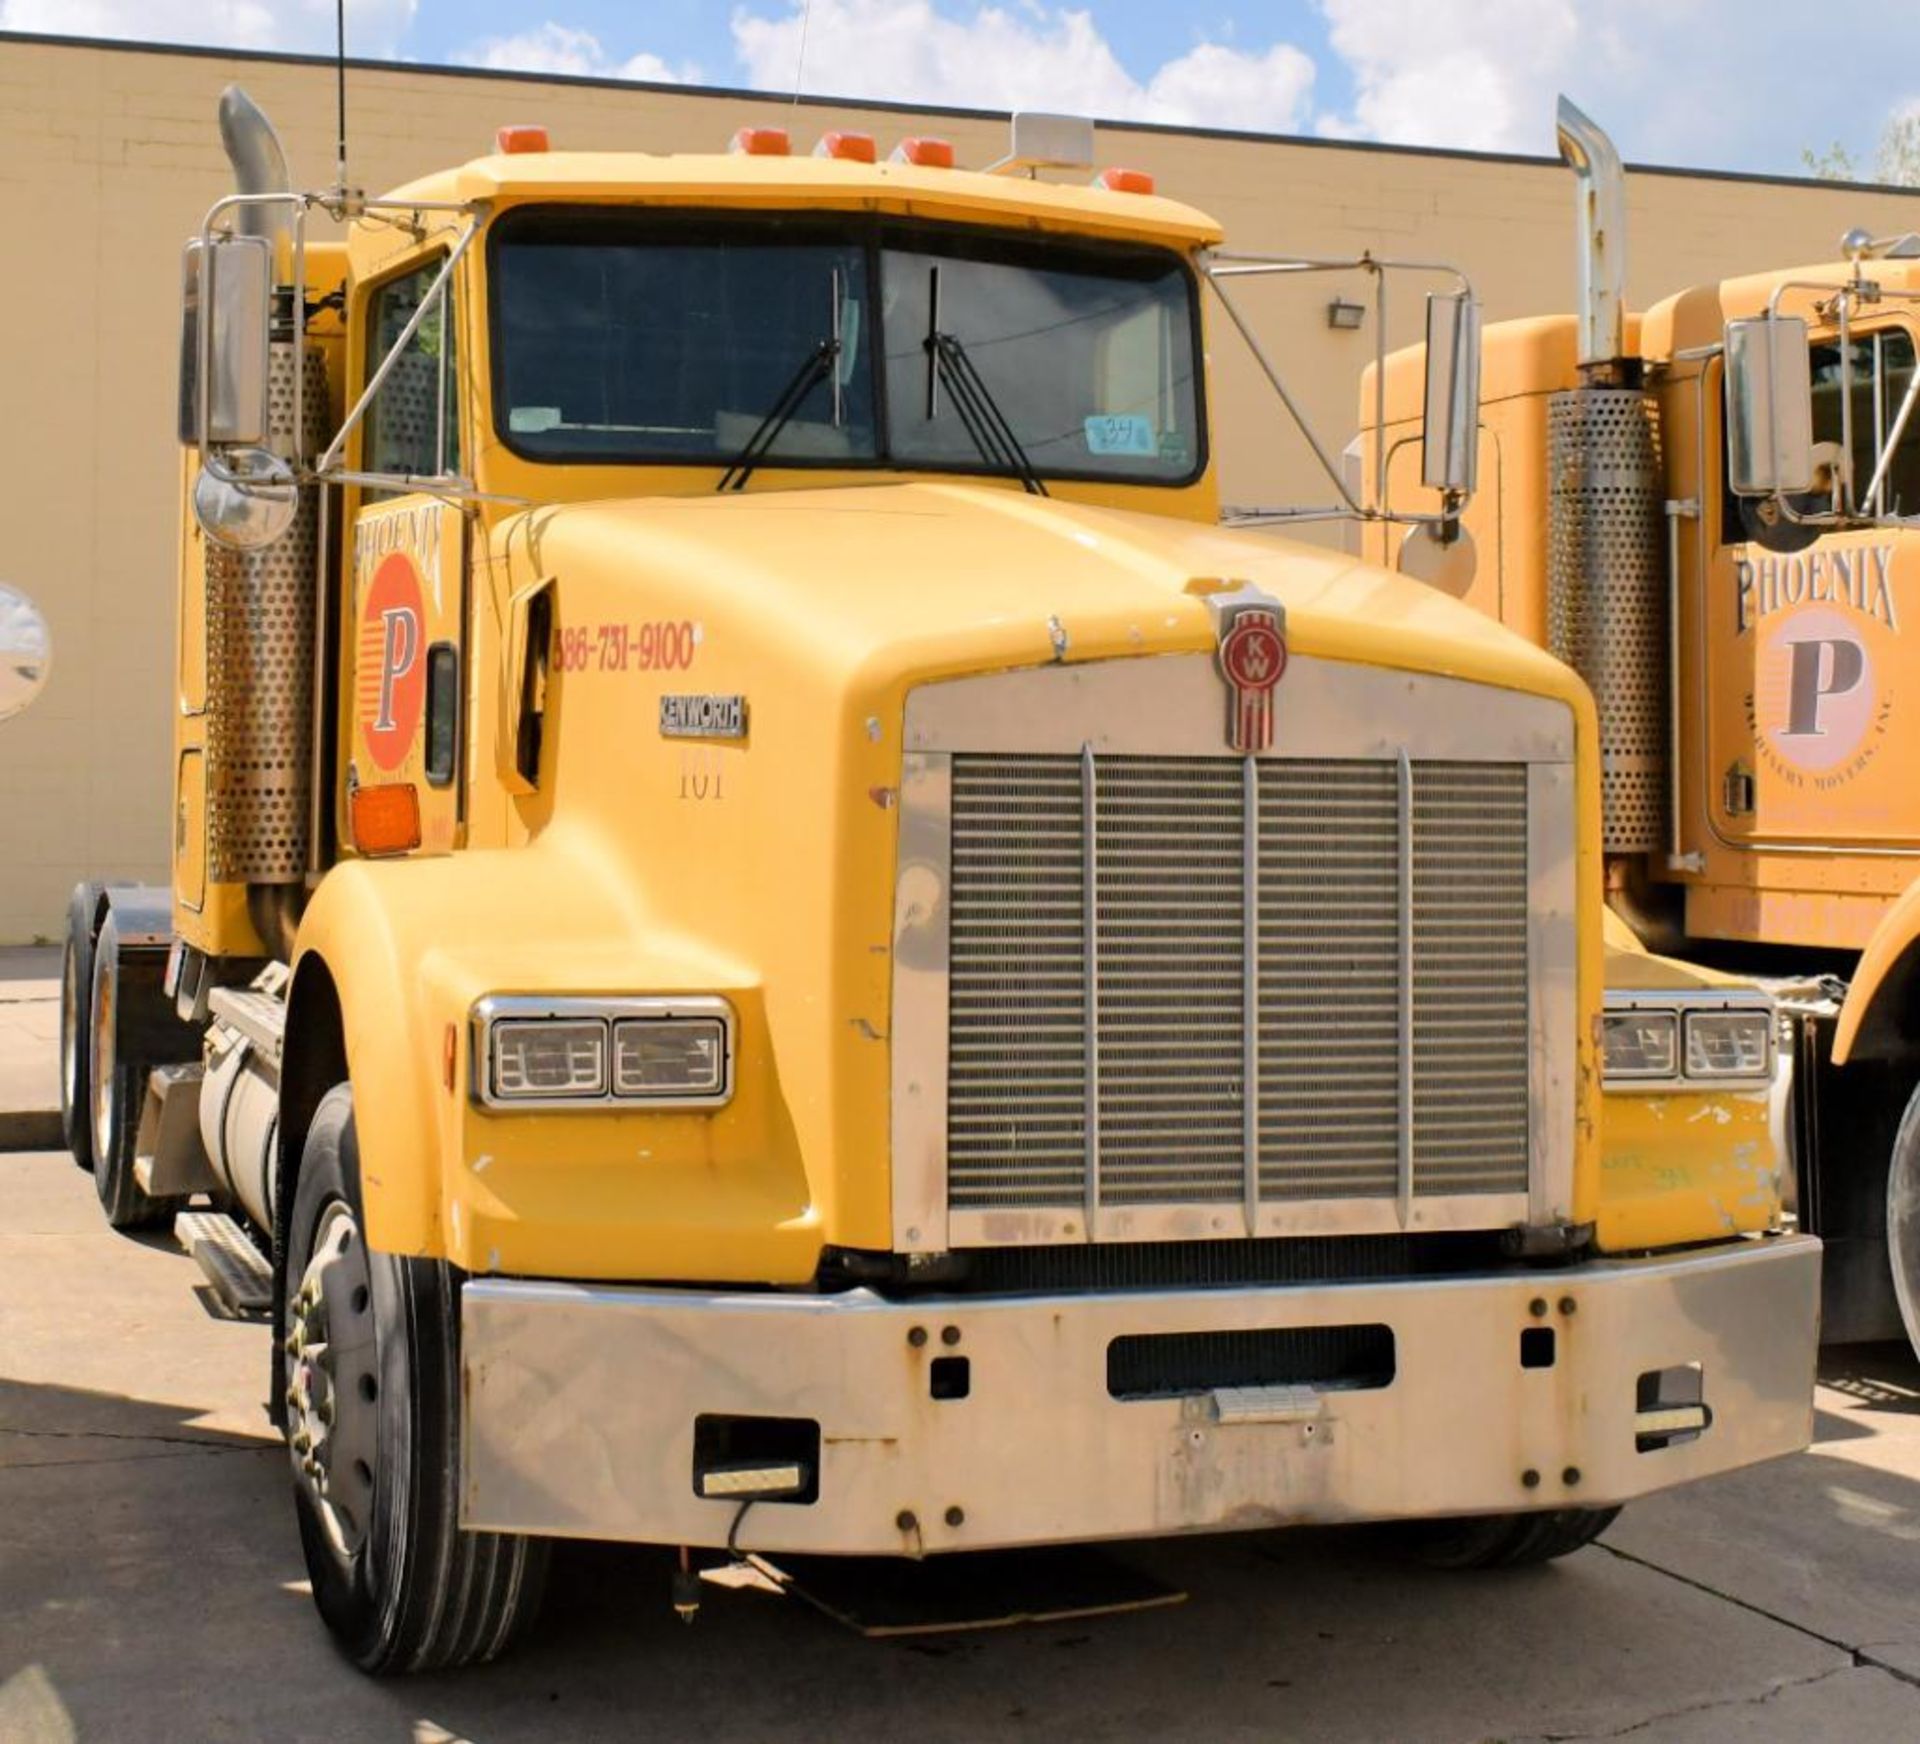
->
[217, 85, 293, 259]
[1555, 95, 1627, 370]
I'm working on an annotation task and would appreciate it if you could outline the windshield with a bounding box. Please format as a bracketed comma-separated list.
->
[489, 209, 1203, 485]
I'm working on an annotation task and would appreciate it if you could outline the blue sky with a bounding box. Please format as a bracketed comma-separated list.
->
[0, 0, 1912, 180]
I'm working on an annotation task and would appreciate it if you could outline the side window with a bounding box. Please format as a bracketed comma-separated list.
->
[365, 258, 459, 494]
[1810, 328, 1920, 515]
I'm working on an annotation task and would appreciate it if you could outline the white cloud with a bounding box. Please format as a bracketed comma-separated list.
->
[0, 0, 413, 57]
[1316, 0, 1580, 153]
[457, 21, 699, 84]
[729, 1, 1315, 133]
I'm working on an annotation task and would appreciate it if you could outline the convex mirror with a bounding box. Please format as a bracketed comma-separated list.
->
[0, 586, 52, 722]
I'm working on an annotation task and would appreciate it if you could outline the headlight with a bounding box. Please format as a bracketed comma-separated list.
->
[614, 1017, 727, 1098]
[1602, 997, 1774, 1087]
[1602, 1010, 1678, 1080]
[492, 1019, 608, 1100]
[474, 996, 734, 1109]
[1684, 1010, 1772, 1079]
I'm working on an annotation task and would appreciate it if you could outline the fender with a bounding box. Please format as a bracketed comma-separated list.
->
[288, 831, 817, 1281]
[1834, 875, 1920, 1065]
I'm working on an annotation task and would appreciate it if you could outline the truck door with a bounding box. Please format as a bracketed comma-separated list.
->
[342, 255, 467, 858]
[1704, 324, 1919, 851]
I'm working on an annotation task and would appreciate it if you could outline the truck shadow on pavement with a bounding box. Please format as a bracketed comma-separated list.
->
[8, 1358, 1920, 1742]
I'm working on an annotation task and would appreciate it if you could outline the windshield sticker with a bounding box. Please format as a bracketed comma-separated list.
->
[1083, 414, 1156, 457]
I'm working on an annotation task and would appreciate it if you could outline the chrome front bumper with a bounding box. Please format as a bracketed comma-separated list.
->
[459, 1233, 1819, 1555]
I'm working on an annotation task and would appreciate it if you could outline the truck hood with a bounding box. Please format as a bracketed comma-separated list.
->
[503, 479, 1582, 706]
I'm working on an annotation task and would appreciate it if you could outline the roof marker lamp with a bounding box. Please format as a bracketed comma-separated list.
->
[730, 126, 791, 156]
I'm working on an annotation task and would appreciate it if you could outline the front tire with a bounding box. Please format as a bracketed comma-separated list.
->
[284, 1086, 547, 1673]
[1410, 1507, 1620, 1570]
[88, 915, 180, 1231]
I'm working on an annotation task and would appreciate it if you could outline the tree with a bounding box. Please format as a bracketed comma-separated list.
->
[1804, 109, 1920, 186]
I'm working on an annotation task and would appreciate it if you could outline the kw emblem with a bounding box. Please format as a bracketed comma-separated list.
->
[1217, 602, 1288, 754]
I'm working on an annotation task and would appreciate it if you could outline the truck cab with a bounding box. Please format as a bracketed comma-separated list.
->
[61, 94, 1817, 1673]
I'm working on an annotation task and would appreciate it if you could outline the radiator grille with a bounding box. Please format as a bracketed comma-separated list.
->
[946, 752, 1532, 1221]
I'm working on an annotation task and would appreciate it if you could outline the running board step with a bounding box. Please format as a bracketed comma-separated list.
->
[176, 1211, 273, 1318]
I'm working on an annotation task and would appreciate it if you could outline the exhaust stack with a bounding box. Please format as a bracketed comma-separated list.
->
[217, 86, 293, 260]
[1555, 95, 1628, 372]
[1546, 96, 1666, 857]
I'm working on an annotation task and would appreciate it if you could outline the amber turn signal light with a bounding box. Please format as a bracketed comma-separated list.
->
[351, 783, 422, 857]
[890, 136, 955, 168]
[495, 124, 550, 155]
[1094, 166, 1155, 194]
[814, 131, 877, 163]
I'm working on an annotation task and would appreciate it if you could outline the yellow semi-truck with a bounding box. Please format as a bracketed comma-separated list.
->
[1362, 96, 1920, 1352]
[58, 92, 1815, 1672]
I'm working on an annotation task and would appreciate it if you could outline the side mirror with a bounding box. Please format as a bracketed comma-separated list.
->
[178, 234, 272, 448]
[1420, 290, 1482, 497]
[1725, 315, 1815, 496]
[0, 585, 52, 723]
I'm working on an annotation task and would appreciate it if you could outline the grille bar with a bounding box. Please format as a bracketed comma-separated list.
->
[945, 752, 1533, 1223]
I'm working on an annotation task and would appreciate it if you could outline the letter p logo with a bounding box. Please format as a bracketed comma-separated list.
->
[1781, 635, 1865, 738]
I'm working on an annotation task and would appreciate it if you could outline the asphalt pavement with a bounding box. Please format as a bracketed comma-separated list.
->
[5, 1136, 1920, 1743]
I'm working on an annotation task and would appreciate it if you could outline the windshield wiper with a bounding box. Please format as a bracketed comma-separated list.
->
[716, 336, 840, 492]
[926, 329, 1048, 498]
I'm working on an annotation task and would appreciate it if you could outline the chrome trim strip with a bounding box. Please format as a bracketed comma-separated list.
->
[948, 1192, 1536, 1248]
[1242, 753, 1260, 1238]
[905, 655, 1576, 764]
[1396, 746, 1414, 1228]
[1526, 763, 1579, 1225]
[469, 994, 735, 1112]
[1081, 741, 1101, 1241]
[891, 751, 953, 1251]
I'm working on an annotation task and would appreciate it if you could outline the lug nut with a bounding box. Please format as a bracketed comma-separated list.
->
[317, 1402, 334, 1426]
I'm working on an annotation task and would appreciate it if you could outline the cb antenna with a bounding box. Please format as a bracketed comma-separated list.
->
[334, 0, 349, 194]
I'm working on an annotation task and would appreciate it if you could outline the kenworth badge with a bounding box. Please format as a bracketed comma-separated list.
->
[1216, 601, 1288, 753]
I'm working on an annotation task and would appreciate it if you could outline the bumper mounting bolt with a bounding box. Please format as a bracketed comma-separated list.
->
[945, 1506, 965, 1527]
[907, 1327, 928, 1349]
[940, 1325, 962, 1347]
[1521, 1468, 1541, 1489]
[1563, 1466, 1582, 1487]
[896, 1509, 918, 1533]
[1559, 1296, 1577, 1316]
[1528, 1298, 1548, 1319]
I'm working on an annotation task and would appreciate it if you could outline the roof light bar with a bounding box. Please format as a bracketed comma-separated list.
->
[891, 136, 956, 169]
[815, 131, 877, 163]
[730, 126, 791, 157]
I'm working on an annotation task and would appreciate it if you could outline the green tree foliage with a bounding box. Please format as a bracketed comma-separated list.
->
[1804, 110, 1920, 186]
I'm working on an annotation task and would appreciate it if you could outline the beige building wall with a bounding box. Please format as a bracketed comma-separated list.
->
[3, 31, 1917, 943]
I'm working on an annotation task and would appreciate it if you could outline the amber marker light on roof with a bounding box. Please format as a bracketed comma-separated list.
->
[1094, 166, 1155, 194]
[495, 125, 550, 155]
[814, 131, 877, 163]
[351, 783, 422, 857]
[730, 126, 791, 156]
[890, 136, 956, 168]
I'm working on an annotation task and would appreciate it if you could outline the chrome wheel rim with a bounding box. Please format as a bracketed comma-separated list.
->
[286, 1201, 380, 1560]
[90, 963, 115, 1165]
